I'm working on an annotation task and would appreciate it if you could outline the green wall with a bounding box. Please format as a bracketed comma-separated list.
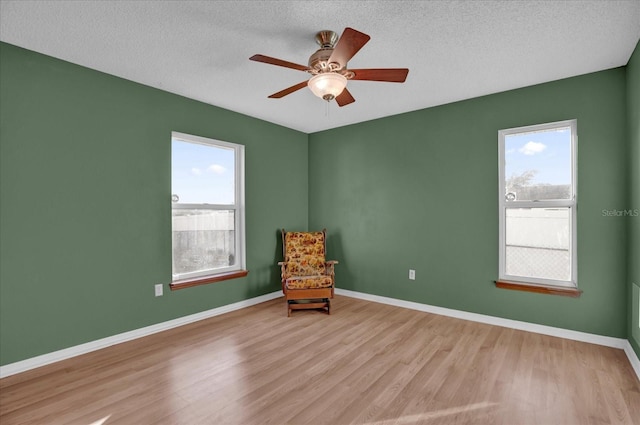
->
[0, 42, 308, 366]
[628, 41, 640, 357]
[2, 38, 638, 368]
[309, 68, 629, 338]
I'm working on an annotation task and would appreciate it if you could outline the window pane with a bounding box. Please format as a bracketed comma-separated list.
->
[504, 126, 571, 201]
[505, 208, 570, 281]
[172, 209, 236, 277]
[172, 139, 235, 205]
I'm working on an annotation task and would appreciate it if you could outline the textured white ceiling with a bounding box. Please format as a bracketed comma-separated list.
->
[1, 0, 639, 133]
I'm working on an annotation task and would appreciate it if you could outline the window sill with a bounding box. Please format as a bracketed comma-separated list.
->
[170, 270, 249, 291]
[495, 280, 582, 298]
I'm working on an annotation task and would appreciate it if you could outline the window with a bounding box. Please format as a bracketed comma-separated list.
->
[170, 132, 246, 287]
[498, 120, 577, 290]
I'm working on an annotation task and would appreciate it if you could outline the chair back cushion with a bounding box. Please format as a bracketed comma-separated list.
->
[284, 231, 325, 276]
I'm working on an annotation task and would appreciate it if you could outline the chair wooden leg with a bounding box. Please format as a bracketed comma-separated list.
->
[286, 299, 332, 316]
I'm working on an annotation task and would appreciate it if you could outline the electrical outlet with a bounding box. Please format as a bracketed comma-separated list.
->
[155, 284, 163, 297]
[409, 269, 416, 280]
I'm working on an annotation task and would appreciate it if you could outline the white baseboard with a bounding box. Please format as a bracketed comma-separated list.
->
[0, 291, 282, 379]
[624, 340, 640, 380]
[335, 288, 640, 382]
[3, 288, 639, 384]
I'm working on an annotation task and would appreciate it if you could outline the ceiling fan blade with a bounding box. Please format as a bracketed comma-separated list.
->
[350, 68, 409, 82]
[268, 81, 309, 98]
[335, 88, 355, 107]
[250, 54, 310, 72]
[328, 28, 371, 67]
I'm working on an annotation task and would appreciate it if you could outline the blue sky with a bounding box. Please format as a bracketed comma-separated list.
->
[171, 139, 235, 204]
[504, 126, 571, 186]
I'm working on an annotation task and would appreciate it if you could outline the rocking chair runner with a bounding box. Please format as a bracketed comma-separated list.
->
[278, 229, 338, 317]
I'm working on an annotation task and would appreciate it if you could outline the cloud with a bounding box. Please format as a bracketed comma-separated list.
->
[519, 141, 546, 155]
[191, 167, 202, 175]
[208, 164, 226, 174]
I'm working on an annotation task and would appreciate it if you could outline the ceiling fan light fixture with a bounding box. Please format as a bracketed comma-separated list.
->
[308, 73, 347, 101]
[250, 27, 407, 107]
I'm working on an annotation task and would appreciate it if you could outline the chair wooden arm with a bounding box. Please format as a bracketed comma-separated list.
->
[277, 262, 287, 274]
[324, 260, 338, 277]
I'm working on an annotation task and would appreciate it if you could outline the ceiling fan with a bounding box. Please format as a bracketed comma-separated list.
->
[250, 27, 409, 107]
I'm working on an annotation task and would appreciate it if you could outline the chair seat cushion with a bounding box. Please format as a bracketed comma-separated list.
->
[285, 275, 333, 289]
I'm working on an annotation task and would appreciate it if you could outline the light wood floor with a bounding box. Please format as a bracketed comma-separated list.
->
[1, 295, 639, 425]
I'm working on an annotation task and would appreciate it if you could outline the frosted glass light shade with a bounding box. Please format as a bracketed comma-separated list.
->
[308, 73, 347, 100]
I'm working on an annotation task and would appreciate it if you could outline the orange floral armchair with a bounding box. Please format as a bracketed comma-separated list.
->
[278, 229, 338, 316]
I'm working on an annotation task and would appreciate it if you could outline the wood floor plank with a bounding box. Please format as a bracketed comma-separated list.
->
[1, 295, 639, 425]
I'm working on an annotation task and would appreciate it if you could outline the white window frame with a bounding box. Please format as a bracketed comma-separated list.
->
[171, 131, 245, 282]
[498, 119, 577, 288]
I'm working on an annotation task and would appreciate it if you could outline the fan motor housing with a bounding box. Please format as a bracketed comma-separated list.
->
[315, 30, 338, 48]
[308, 30, 342, 74]
[308, 48, 337, 73]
